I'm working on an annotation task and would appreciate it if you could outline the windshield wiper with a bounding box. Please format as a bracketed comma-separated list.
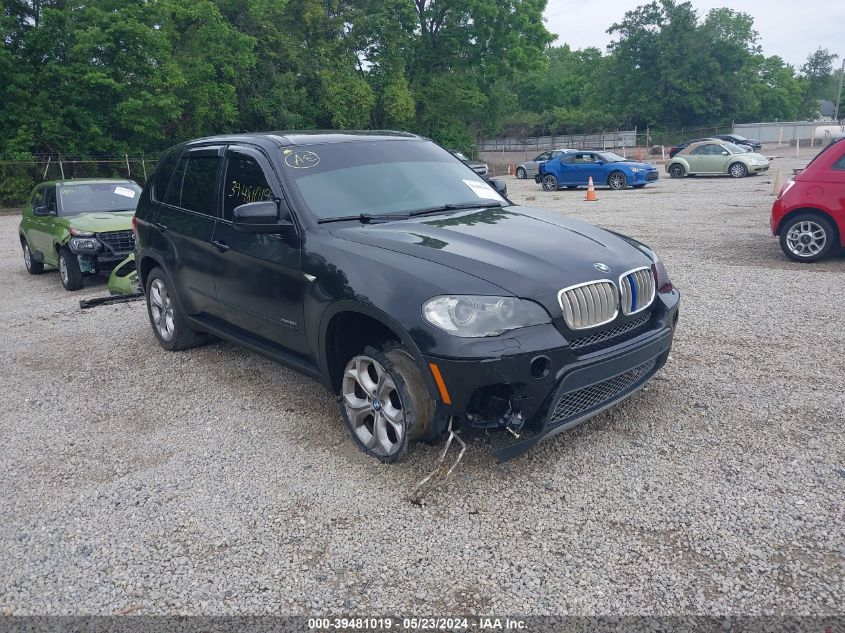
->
[406, 201, 505, 216]
[317, 201, 505, 225]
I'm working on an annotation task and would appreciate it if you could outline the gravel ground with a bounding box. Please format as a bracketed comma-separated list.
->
[0, 146, 842, 617]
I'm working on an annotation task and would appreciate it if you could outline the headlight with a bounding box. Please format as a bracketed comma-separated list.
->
[652, 257, 673, 293]
[69, 237, 100, 253]
[69, 228, 95, 237]
[423, 295, 550, 337]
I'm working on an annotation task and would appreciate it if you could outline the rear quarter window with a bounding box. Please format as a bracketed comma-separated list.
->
[152, 152, 181, 202]
[833, 153, 845, 171]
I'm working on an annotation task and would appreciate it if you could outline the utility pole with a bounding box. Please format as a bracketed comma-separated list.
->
[835, 58, 845, 122]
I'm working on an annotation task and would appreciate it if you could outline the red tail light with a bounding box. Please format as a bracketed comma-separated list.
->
[131, 215, 138, 234]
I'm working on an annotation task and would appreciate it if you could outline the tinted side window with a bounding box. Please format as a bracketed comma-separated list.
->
[43, 187, 57, 212]
[164, 157, 186, 207]
[180, 155, 220, 216]
[535, 152, 549, 161]
[223, 153, 274, 221]
[152, 152, 181, 202]
[31, 187, 45, 208]
[832, 153, 845, 171]
[560, 154, 576, 164]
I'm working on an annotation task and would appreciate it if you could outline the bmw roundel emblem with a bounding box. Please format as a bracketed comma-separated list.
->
[594, 262, 611, 273]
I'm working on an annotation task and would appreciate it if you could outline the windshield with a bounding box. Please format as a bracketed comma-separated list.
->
[58, 183, 141, 216]
[730, 135, 747, 142]
[723, 142, 747, 154]
[596, 152, 626, 163]
[280, 140, 507, 220]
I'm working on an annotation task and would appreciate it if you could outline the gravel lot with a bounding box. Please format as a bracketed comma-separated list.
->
[0, 146, 842, 617]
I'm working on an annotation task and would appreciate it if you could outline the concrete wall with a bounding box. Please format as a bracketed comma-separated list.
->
[734, 121, 845, 144]
[478, 130, 636, 152]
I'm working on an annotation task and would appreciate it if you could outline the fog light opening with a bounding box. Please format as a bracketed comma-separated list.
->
[530, 355, 551, 379]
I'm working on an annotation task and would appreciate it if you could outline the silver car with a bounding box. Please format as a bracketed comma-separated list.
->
[516, 149, 574, 179]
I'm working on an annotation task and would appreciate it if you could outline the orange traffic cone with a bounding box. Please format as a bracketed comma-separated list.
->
[585, 177, 598, 202]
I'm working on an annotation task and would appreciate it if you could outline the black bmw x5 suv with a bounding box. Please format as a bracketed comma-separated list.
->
[134, 131, 679, 462]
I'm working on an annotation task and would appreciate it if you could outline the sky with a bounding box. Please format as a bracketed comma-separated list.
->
[543, 0, 845, 68]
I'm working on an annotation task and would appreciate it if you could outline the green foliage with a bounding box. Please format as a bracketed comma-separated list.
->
[1, 0, 841, 165]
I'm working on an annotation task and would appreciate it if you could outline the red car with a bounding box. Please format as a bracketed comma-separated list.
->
[771, 138, 845, 261]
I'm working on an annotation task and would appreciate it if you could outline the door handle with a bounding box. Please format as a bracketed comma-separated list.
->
[211, 239, 230, 252]
[153, 222, 167, 233]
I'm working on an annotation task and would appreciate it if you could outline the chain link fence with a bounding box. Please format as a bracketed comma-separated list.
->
[0, 155, 159, 210]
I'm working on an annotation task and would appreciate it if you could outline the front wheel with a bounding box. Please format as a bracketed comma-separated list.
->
[780, 214, 836, 262]
[515, 167, 526, 179]
[22, 240, 44, 274]
[729, 162, 748, 178]
[669, 164, 685, 178]
[58, 248, 83, 291]
[541, 174, 558, 191]
[340, 344, 434, 463]
[608, 171, 627, 190]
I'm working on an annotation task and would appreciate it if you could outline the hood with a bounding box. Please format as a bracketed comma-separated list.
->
[330, 206, 654, 315]
[67, 211, 134, 233]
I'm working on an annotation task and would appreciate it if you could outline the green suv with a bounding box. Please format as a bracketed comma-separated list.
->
[18, 179, 141, 291]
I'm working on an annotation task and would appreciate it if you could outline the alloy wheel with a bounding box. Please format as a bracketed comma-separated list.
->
[541, 175, 557, 191]
[516, 167, 526, 179]
[785, 220, 827, 258]
[23, 243, 31, 270]
[609, 173, 626, 190]
[59, 255, 68, 285]
[342, 354, 405, 457]
[729, 163, 746, 178]
[149, 278, 176, 341]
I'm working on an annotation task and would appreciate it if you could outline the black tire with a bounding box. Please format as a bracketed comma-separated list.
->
[728, 162, 747, 178]
[669, 163, 686, 178]
[339, 342, 434, 463]
[541, 174, 558, 191]
[608, 171, 627, 190]
[779, 213, 837, 262]
[58, 248, 83, 291]
[145, 267, 207, 351]
[22, 239, 44, 274]
[515, 167, 526, 179]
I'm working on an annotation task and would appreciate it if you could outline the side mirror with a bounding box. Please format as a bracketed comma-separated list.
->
[489, 178, 507, 197]
[232, 199, 294, 234]
[721, 150, 729, 155]
[595, 159, 603, 164]
[34, 205, 52, 216]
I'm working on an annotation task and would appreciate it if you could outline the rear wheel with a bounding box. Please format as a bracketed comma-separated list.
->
[729, 162, 747, 178]
[515, 167, 526, 179]
[541, 174, 558, 191]
[145, 268, 207, 351]
[22, 240, 44, 274]
[58, 248, 83, 291]
[608, 171, 627, 190]
[669, 163, 685, 178]
[340, 343, 434, 463]
[780, 213, 836, 262]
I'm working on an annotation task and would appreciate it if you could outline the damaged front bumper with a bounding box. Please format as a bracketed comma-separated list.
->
[106, 253, 139, 295]
[423, 293, 679, 461]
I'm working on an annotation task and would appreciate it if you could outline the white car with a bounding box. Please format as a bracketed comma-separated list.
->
[516, 149, 574, 179]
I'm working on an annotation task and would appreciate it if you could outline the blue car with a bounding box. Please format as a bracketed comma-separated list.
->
[536, 150, 659, 191]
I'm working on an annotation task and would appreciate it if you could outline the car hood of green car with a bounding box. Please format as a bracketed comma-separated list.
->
[66, 211, 134, 233]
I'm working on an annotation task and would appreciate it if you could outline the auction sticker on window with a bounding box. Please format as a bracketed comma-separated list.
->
[284, 149, 320, 169]
[114, 186, 136, 198]
[462, 179, 500, 200]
